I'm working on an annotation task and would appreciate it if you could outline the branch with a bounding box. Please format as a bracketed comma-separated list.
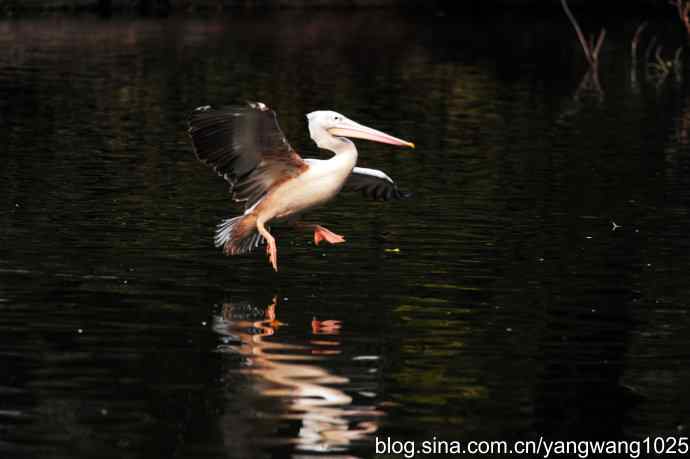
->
[593, 29, 607, 62]
[654, 45, 669, 74]
[561, 0, 593, 65]
[631, 22, 648, 60]
[644, 35, 658, 64]
[674, 47, 684, 67]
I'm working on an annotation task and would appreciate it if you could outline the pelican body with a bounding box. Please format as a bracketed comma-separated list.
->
[188, 102, 414, 271]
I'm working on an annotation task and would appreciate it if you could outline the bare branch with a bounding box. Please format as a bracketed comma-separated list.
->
[593, 29, 607, 61]
[561, 0, 593, 65]
[631, 22, 648, 60]
[674, 48, 684, 82]
[674, 47, 684, 66]
[644, 35, 658, 64]
[655, 45, 666, 69]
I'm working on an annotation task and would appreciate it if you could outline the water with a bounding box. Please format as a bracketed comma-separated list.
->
[1, 9, 690, 459]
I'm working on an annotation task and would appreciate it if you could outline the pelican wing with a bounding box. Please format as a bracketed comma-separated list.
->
[188, 102, 308, 209]
[344, 167, 411, 201]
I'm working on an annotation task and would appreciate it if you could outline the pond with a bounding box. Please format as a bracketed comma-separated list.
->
[1, 9, 690, 459]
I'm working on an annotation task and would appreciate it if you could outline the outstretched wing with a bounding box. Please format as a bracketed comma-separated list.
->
[344, 167, 411, 201]
[188, 102, 308, 210]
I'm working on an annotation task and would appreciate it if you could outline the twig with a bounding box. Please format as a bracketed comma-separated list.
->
[646, 45, 682, 87]
[630, 22, 648, 91]
[561, 0, 606, 68]
[674, 47, 684, 82]
[631, 22, 648, 61]
[674, 47, 684, 66]
[593, 29, 607, 60]
[655, 45, 667, 69]
[644, 35, 657, 65]
[561, 0, 606, 100]
[561, 0, 593, 65]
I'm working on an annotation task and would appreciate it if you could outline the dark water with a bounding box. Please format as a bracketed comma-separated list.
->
[1, 10, 690, 459]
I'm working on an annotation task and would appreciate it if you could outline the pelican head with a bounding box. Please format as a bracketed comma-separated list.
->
[306, 110, 415, 153]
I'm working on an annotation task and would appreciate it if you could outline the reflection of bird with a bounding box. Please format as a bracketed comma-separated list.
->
[215, 298, 383, 452]
[188, 102, 414, 271]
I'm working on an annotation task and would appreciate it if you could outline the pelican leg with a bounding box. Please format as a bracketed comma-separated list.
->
[257, 219, 278, 271]
[313, 225, 345, 246]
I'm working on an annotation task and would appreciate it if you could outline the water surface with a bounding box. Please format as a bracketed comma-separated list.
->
[1, 10, 690, 459]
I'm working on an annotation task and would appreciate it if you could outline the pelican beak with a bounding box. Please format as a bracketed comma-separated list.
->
[328, 119, 415, 148]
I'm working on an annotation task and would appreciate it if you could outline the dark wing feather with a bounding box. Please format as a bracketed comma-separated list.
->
[344, 167, 411, 201]
[188, 102, 307, 210]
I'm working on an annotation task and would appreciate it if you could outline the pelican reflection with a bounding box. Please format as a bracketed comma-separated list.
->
[213, 296, 384, 455]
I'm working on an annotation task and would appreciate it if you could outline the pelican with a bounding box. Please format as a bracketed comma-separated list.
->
[188, 102, 414, 271]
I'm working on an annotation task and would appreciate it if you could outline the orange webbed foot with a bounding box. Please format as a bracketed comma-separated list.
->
[266, 238, 278, 271]
[313, 225, 346, 246]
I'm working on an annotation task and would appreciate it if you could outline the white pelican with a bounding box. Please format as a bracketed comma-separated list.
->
[188, 102, 414, 271]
